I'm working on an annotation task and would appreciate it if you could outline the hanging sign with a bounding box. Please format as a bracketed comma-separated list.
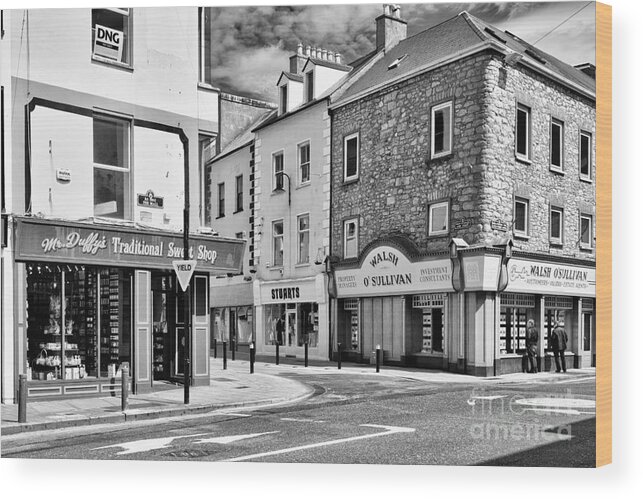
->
[173, 260, 197, 292]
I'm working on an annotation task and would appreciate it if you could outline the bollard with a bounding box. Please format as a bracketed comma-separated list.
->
[18, 374, 27, 423]
[276, 342, 280, 365]
[337, 343, 342, 370]
[183, 359, 190, 405]
[121, 367, 129, 411]
[304, 342, 309, 367]
[213, 338, 217, 359]
[223, 341, 228, 370]
[231, 338, 236, 361]
[376, 344, 381, 373]
[250, 342, 255, 374]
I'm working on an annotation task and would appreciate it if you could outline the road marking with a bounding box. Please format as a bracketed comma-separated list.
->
[524, 408, 596, 416]
[216, 412, 253, 417]
[513, 397, 595, 409]
[467, 395, 507, 406]
[222, 424, 415, 462]
[280, 417, 326, 423]
[93, 433, 209, 455]
[193, 432, 278, 445]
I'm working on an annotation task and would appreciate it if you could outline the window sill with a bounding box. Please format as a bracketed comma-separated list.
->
[215, 215, 225, 220]
[296, 182, 311, 190]
[549, 167, 565, 175]
[549, 241, 563, 248]
[427, 151, 453, 164]
[198, 82, 220, 93]
[271, 188, 286, 196]
[342, 177, 359, 186]
[267, 266, 284, 272]
[295, 262, 310, 268]
[91, 55, 133, 72]
[233, 209, 244, 214]
[515, 155, 532, 165]
[514, 233, 530, 241]
[579, 245, 594, 253]
[427, 232, 449, 239]
[580, 176, 593, 184]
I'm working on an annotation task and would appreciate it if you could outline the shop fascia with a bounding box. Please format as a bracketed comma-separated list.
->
[14, 216, 245, 273]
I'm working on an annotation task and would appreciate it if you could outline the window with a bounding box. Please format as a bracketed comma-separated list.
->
[515, 103, 531, 160]
[297, 214, 310, 264]
[431, 101, 453, 158]
[279, 85, 288, 114]
[199, 134, 217, 225]
[217, 182, 225, 218]
[428, 201, 449, 236]
[580, 214, 593, 249]
[305, 71, 314, 102]
[93, 115, 130, 219]
[235, 175, 243, 212]
[272, 220, 284, 266]
[550, 206, 563, 245]
[343, 218, 358, 259]
[580, 131, 592, 180]
[514, 198, 529, 237]
[92, 8, 131, 66]
[499, 293, 536, 355]
[198, 7, 212, 85]
[344, 133, 359, 182]
[550, 118, 564, 171]
[298, 142, 310, 185]
[273, 152, 284, 191]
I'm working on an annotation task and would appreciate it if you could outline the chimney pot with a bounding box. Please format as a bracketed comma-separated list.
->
[297, 42, 303, 55]
[335, 52, 342, 64]
[305, 45, 311, 57]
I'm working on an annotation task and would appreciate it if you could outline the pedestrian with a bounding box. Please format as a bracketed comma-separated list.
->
[526, 319, 539, 373]
[276, 317, 284, 346]
[551, 320, 568, 373]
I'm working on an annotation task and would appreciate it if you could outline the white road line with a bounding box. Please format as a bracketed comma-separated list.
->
[92, 433, 209, 455]
[280, 417, 326, 423]
[193, 432, 278, 445]
[216, 412, 253, 417]
[222, 424, 415, 462]
[524, 408, 596, 416]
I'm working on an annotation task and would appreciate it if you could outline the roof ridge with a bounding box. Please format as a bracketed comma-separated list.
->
[392, 12, 462, 46]
[459, 11, 491, 42]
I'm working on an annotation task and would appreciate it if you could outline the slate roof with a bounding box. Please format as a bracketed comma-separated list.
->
[335, 12, 595, 107]
[302, 57, 352, 73]
[277, 71, 304, 85]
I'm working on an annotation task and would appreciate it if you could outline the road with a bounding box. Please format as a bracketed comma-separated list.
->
[1, 372, 595, 466]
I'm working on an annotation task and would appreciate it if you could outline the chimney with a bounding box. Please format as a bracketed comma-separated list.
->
[375, 4, 407, 51]
[289, 42, 308, 74]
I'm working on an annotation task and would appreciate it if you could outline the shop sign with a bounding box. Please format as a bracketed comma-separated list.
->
[137, 190, 164, 209]
[505, 258, 595, 297]
[335, 246, 452, 298]
[453, 218, 472, 230]
[93, 24, 124, 62]
[14, 218, 244, 273]
[56, 168, 71, 183]
[491, 220, 509, 232]
[260, 279, 317, 304]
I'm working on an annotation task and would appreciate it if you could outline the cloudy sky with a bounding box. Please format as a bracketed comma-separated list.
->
[209, 1, 596, 101]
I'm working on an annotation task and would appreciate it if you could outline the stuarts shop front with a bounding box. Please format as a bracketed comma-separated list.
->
[1, 217, 244, 402]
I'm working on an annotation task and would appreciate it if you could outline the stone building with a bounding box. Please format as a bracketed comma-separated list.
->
[329, 8, 596, 375]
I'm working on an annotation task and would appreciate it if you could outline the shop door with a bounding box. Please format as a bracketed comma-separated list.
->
[581, 312, 593, 367]
[174, 291, 187, 377]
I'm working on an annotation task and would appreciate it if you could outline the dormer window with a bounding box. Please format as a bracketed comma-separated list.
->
[279, 84, 288, 114]
[305, 70, 314, 102]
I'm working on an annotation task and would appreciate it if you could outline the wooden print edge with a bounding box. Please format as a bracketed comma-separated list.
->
[595, 1, 612, 468]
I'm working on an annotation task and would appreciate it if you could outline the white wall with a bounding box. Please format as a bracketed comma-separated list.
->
[313, 65, 347, 98]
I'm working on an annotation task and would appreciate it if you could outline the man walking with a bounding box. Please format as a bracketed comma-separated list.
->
[551, 321, 568, 373]
[526, 319, 539, 373]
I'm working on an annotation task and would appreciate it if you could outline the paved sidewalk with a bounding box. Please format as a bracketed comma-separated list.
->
[1, 358, 313, 436]
[1, 355, 595, 436]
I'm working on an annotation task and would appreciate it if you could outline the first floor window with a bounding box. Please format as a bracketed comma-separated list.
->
[298, 142, 310, 184]
[343, 218, 358, 259]
[273, 152, 284, 191]
[580, 213, 593, 249]
[272, 220, 284, 266]
[514, 198, 529, 237]
[93, 114, 130, 219]
[431, 101, 453, 158]
[344, 133, 359, 181]
[550, 118, 564, 171]
[217, 182, 225, 218]
[428, 201, 449, 236]
[297, 214, 310, 264]
[516, 103, 531, 160]
[580, 131, 592, 180]
[550, 206, 563, 245]
[92, 8, 131, 65]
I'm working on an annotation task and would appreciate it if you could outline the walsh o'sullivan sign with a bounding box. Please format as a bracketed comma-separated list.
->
[14, 217, 245, 274]
[505, 258, 596, 297]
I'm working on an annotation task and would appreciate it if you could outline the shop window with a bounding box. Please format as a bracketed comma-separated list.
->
[343, 218, 358, 259]
[272, 220, 284, 267]
[198, 7, 212, 85]
[514, 197, 529, 237]
[550, 206, 564, 245]
[217, 182, 225, 218]
[273, 151, 284, 191]
[235, 175, 243, 213]
[428, 200, 449, 236]
[550, 118, 564, 171]
[499, 293, 535, 355]
[515, 103, 531, 161]
[279, 85, 288, 114]
[93, 115, 131, 220]
[298, 302, 319, 347]
[413, 294, 445, 354]
[580, 130, 592, 181]
[582, 312, 592, 351]
[298, 141, 311, 185]
[343, 133, 359, 182]
[544, 296, 572, 351]
[92, 8, 131, 66]
[431, 101, 453, 159]
[297, 213, 310, 264]
[580, 213, 593, 249]
[265, 304, 286, 345]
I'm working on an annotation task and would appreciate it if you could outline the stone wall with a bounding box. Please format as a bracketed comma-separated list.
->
[330, 51, 596, 263]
